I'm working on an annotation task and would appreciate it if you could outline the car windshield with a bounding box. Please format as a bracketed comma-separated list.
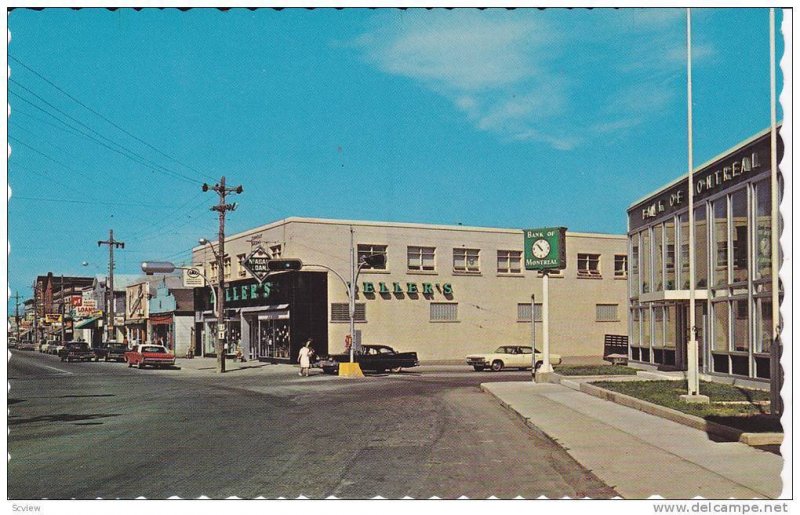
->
[141, 346, 168, 353]
[109, 344, 127, 351]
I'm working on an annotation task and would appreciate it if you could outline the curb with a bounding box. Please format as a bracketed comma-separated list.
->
[577, 382, 783, 447]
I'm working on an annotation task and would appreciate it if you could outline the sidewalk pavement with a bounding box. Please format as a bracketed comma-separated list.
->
[481, 381, 783, 499]
[173, 356, 294, 375]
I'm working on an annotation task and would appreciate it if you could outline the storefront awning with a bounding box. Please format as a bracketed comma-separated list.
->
[74, 315, 102, 329]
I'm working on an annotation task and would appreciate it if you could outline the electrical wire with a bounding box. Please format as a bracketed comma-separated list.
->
[9, 54, 218, 183]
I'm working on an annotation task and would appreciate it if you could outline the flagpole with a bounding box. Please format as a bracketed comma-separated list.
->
[768, 8, 782, 416]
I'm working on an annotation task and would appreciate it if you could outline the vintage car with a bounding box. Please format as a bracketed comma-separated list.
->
[319, 344, 419, 374]
[41, 340, 58, 354]
[59, 342, 96, 362]
[466, 345, 562, 372]
[125, 344, 176, 369]
[93, 341, 128, 362]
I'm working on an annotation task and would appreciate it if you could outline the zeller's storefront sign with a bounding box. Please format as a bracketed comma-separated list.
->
[360, 281, 453, 296]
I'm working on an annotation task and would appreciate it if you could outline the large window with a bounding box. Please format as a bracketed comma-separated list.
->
[755, 179, 772, 282]
[630, 237, 640, 297]
[732, 298, 749, 352]
[756, 297, 773, 353]
[408, 246, 436, 271]
[517, 303, 543, 322]
[665, 219, 676, 290]
[654, 225, 664, 291]
[497, 250, 522, 274]
[237, 253, 247, 278]
[731, 189, 748, 283]
[695, 206, 708, 288]
[223, 255, 232, 279]
[652, 306, 664, 347]
[630, 307, 640, 346]
[358, 244, 388, 270]
[664, 305, 676, 348]
[712, 301, 729, 352]
[596, 304, 619, 322]
[430, 303, 458, 322]
[712, 198, 729, 288]
[577, 253, 601, 277]
[679, 213, 690, 289]
[453, 248, 480, 273]
[331, 303, 366, 322]
[641, 230, 650, 293]
[641, 307, 651, 347]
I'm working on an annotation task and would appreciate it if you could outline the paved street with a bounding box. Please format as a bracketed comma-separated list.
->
[8, 350, 616, 499]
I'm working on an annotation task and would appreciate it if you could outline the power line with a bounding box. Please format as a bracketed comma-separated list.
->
[11, 195, 169, 209]
[9, 81, 201, 185]
[9, 54, 218, 182]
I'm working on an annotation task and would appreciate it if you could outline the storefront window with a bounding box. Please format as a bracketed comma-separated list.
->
[757, 297, 772, 354]
[654, 225, 663, 291]
[712, 198, 729, 288]
[755, 179, 772, 282]
[641, 307, 650, 347]
[641, 230, 651, 294]
[731, 189, 748, 283]
[653, 306, 664, 347]
[665, 219, 676, 290]
[712, 301, 729, 352]
[665, 305, 676, 348]
[630, 236, 639, 297]
[731, 299, 748, 352]
[679, 213, 689, 289]
[695, 206, 708, 288]
[630, 307, 640, 346]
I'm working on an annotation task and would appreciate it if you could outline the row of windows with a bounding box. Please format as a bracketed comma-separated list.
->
[629, 178, 772, 297]
[330, 302, 619, 323]
[359, 244, 628, 278]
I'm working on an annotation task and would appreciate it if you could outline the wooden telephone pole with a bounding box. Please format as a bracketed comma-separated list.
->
[98, 229, 125, 341]
[12, 291, 21, 341]
[203, 176, 243, 374]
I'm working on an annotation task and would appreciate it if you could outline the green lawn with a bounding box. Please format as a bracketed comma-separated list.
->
[554, 365, 638, 376]
[590, 379, 781, 433]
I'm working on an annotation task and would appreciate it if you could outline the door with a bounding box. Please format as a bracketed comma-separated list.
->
[248, 315, 291, 360]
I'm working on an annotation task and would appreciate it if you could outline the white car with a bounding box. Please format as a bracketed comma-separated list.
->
[466, 345, 562, 372]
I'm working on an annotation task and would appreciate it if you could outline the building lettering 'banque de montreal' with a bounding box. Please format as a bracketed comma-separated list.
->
[191, 218, 628, 363]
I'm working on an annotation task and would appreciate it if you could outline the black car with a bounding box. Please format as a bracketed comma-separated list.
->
[93, 341, 128, 362]
[319, 344, 419, 374]
[59, 342, 96, 362]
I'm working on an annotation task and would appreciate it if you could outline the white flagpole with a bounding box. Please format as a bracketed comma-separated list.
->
[686, 8, 700, 397]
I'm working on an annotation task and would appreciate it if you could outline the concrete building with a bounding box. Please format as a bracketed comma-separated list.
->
[191, 218, 628, 363]
[627, 127, 782, 382]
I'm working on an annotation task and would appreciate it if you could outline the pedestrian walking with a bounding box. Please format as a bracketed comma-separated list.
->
[298, 339, 314, 377]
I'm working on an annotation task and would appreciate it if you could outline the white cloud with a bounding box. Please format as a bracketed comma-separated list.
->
[351, 9, 715, 150]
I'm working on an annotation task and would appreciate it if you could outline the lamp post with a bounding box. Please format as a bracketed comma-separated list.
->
[199, 237, 227, 373]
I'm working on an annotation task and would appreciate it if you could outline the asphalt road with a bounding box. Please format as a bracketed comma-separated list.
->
[8, 350, 617, 499]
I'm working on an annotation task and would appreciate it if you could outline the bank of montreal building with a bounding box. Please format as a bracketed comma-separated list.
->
[191, 218, 628, 363]
[627, 126, 783, 381]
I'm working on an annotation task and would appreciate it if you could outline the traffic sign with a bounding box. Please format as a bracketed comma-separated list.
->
[242, 246, 272, 283]
[183, 266, 205, 287]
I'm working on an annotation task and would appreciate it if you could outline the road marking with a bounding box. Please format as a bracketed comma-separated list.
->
[35, 364, 73, 376]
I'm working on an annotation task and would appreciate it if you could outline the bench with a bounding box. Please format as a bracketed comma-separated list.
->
[603, 334, 629, 365]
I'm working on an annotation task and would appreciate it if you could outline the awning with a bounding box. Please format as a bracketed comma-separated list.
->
[74, 315, 102, 329]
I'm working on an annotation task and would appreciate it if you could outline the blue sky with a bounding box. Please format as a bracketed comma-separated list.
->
[6, 8, 785, 302]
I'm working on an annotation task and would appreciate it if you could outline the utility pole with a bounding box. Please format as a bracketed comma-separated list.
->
[32, 280, 38, 345]
[60, 275, 66, 344]
[98, 229, 125, 341]
[203, 176, 243, 374]
[12, 291, 21, 341]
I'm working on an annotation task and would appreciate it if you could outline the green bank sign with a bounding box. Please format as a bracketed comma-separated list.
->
[524, 227, 567, 270]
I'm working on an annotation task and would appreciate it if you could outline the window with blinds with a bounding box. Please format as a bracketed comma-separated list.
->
[331, 303, 366, 322]
[517, 303, 543, 322]
[430, 302, 458, 322]
[596, 304, 619, 322]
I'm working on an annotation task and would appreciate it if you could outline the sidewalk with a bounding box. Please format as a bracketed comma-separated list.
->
[173, 356, 295, 375]
[481, 381, 783, 499]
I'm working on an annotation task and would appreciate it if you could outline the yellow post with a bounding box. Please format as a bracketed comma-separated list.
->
[338, 362, 364, 377]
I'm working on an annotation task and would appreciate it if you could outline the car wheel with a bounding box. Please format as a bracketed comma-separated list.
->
[534, 361, 543, 371]
[127, 361, 133, 368]
[473, 366, 485, 372]
[491, 360, 504, 372]
[137, 362, 144, 369]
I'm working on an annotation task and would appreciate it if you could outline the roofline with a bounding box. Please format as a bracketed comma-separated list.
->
[628, 124, 780, 209]
[193, 216, 625, 251]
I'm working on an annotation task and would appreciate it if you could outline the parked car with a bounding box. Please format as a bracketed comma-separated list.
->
[17, 341, 35, 351]
[319, 344, 419, 374]
[466, 345, 562, 372]
[93, 341, 128, 362]
[42, 340, 59, 354]
[125, 344, 176, 369]
[59, 341, 96, 362]
[8, 337, 18, 349]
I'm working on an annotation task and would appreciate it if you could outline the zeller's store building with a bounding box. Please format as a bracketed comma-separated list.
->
[191, 218, 628, 363]
[627, 127, 782, 381]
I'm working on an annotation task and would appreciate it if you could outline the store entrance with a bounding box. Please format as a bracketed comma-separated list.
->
[247, 314, 291, 361]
